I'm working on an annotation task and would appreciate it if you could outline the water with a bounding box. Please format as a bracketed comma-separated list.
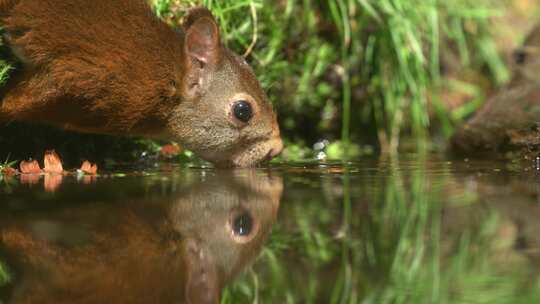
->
[1, 154, 540, 303]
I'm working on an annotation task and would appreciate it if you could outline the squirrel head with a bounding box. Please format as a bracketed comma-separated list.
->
[167, 8, 282, 167]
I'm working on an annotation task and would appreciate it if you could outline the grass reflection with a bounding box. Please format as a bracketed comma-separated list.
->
[223, 157, 540, 303]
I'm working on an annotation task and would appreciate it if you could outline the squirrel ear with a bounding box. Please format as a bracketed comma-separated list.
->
[183, 7, 221, 65]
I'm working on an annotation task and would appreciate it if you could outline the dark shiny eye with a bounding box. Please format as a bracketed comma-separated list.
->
[233, 100, 253, 123]
[514, 49, 527, 65]
[232, 212, 253, 236]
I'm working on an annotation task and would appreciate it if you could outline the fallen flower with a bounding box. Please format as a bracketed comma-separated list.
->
[44, 150, 63, 174]
[160, 143, 182, 158]
[1, 167, 17, 177]
[80, 160, 98, 175]
[20, 160, 42, 174]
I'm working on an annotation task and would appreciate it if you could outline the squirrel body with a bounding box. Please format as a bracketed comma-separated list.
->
[0, 0, 282, 167]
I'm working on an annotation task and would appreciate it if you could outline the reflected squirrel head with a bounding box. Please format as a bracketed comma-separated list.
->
[172, 171, 282, 303]
[168, 8, 283, 167]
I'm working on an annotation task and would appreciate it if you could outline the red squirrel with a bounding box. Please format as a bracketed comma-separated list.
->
[0, 0, 283, 167]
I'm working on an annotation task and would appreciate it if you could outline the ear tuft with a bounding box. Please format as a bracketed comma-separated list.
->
[183, 7, 216, 29]
[183, 7, 221, 65]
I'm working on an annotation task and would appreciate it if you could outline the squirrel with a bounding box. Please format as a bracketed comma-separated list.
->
[0, 0, 283, 167]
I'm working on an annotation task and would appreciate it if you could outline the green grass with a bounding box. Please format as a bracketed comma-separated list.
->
[0, 26, 13, 87]
[0, 261, 9, 287]
[0, 60, 10, 87]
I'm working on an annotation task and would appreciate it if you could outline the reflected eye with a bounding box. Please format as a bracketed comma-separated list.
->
[232, 100, 253, 123]
[228, 208, 258, 244]
[232, 212, 253, 236]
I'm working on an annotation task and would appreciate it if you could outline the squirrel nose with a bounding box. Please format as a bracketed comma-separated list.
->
[268, 137, 283, 159]
[267, 119, 283, 159]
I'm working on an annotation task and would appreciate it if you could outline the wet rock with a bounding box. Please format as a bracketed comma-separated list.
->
[451, 25, 540, 155]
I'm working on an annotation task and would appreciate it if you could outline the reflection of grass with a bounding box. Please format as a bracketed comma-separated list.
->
[222, 157, 540, 303]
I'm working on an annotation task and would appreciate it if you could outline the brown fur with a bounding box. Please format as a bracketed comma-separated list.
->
[0, 0, 282, 167]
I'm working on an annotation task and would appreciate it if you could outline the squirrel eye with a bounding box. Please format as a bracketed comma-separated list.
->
[514, 49, 527, 65]
[232, 100, 253, 123]
[231, 211, 253, 237]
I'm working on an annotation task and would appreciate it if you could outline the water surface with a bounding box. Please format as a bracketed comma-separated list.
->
[1, 154, 540, 303]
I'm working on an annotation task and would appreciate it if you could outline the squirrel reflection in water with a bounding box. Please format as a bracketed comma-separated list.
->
[0, 171, 283, 304]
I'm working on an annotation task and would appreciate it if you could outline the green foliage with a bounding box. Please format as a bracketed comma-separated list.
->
[0, 157, 16, 171]
[0, 60, 11, 87]
[0, 260, 10, 287]
[152, 0, 173, 18]
[352, 0, 508, 148]
[325, 141, 363, 159]
[0, 27, 13, 87]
